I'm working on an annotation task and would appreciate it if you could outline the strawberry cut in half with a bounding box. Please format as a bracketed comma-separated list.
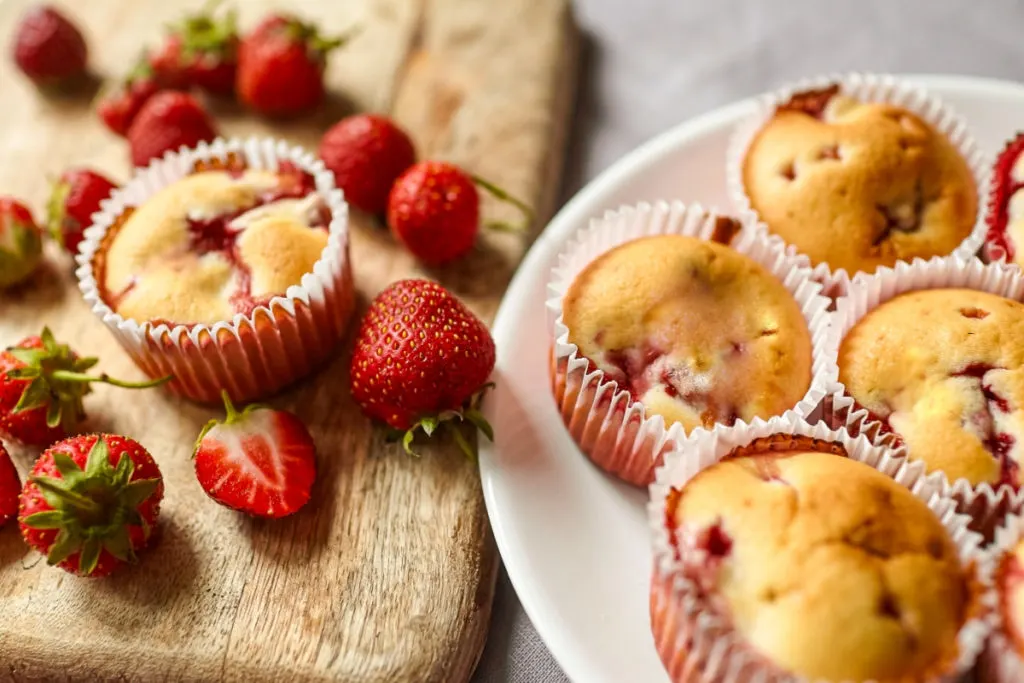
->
[18, 434, 164, 578]
[194, 391, 316, 518]
[0, 443, 20, 528]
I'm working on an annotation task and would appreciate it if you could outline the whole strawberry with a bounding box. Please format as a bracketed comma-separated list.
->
[95, 58, 160, 137]
[0, 198, 43, 290]
[11, 5, 87, 87]
[318, 114, 416, 215]
[387, 161, 533, 265]
[149, 2, 239, 96]
[194, 391, 316, 518]
[350, 279, 496, 457]
[237, 14, 350, 118]
[0, 444, 20, 528]
[19, 434, 163, 577]
[0, 328, 171, 446]
[127, 91, 218, 167]
[47, 169, 118, 255]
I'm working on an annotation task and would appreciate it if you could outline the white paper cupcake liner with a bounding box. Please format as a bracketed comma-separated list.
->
[75, 137, 355, 404]
[546, 201, 835, 487]
[726, 72, 990, 297]
[825, 255, 1024, 541]
[978, 512, 1024, 683]
[649, 414, 994, 683]
[982, 133, 1024, 267]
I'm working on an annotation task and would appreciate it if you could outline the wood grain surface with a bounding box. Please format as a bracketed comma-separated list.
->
[0, 0, 577, 680]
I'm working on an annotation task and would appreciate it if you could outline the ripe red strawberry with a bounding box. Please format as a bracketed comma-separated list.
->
[18, 434, 163, 577]
[95, 59, 161, 137]
[387, 161, 534, 265]
[47, 169, 118, 255]
[127, 91, 218, 167]
[149, 2, 239, 96]
[237, 14, 351, 118]
[0, 328, 171, 446]
[11, 5, 87, 87]
[318, 114, 416, 215]
[350, 279, 496, 457]
[0, 444, 20, 528]
[194, 391, 316, 518]
[0, 197, 43, 289]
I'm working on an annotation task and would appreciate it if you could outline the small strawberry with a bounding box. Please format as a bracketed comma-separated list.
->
[127, 91, 218, 167]
[237, 14, 352, 118]
[0, 198, 43, 290]
[18, 434, 163, 577]
[47, 168, 118, 255]
[11, 5, 87, 87]
[95, 58, 161, 137]
[0, 328, 171, 446]
[0, 444, 20, 528]
[194, 391, 316, 518]
[387, 161, 533, 265]
[350, 279, 495, 457]
[149, 1, 239, 96]
[318, 114, 416, 215]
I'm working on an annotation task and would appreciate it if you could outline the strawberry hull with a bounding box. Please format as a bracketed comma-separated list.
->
[75, 138, 355, 404]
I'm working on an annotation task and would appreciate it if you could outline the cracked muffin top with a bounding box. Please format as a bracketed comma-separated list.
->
[96, 164, 331, 326]
[743, 86, 977, 275]
[998, 537, 1024, 655]
[562, 234, 812, 433]
[839, 288, 1024, 488]
[665, 444, 969, 681]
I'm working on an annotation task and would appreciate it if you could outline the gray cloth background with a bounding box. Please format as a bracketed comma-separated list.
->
[471, 0, 1024, 681]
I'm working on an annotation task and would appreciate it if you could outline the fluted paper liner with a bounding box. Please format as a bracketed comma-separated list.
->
[982, 132, 1024, 266]
[76, 137, 355, 404]
[726, 72, 990, 297]
[649, 415, 994, 683]
[547, 201, 835, 487]
[978, 512, 1024, 683]
[826, 255, 1024, 540]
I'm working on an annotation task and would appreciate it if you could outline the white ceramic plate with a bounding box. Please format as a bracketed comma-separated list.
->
[479, 75, 1023, 683]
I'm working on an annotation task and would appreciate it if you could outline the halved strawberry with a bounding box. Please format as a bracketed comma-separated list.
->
[0, 443, 20, 528]
[193, 391, 316, 518]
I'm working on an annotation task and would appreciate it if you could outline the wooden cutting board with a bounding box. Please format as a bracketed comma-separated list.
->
[0, 1, 577, 680]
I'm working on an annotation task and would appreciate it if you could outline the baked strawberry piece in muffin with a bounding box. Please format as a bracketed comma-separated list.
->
[94, 162, 330, 326]
[742, 85, 978, 275]
[658, 441, 972, 681]
[562, 234, 812, 433]
[985, 133, 1024, 265]
[839, 288, 1024, 488]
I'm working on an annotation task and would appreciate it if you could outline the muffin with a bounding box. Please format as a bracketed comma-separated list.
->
[563, 235, 811, 431]
[985, 132, 1024, 266]
[736, 79, 979, 277]
[651, 427, 987, 683]
[838, 288, 1024, 489]
[77, 138, 354, 404]
[980, 517, 1024, 682]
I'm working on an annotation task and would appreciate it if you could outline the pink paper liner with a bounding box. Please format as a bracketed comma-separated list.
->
[825, 255, 1024, 541]
[547, 201, 835, 487]
[649, 414, 995, 683]
[726, 72, 989, 298]
[978, 512, 1024, 682]
[75, 137, 355, 404]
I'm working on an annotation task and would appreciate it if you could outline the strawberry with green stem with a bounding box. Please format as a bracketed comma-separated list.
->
[0, 328, 172, 446]
[18, 434, 164, 577]
[0, 197, 43, 290]
[149, 0, 239, 96]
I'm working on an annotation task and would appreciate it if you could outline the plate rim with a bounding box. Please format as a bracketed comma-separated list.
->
[479, 73, 1024, 683]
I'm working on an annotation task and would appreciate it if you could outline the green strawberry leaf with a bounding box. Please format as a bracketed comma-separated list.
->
[464, 408, 494, 442]
[402, 429, 419, 457]
[84, 438, 110, 478]
[450, 425, 477, 462]
[78, 538, 101, 576]
[14, 378, 52, 414]
[52, 452, 83, 483]
[123, 478, 160, 508]
[45, 399, 62, 428]
[5, 367, 40, 380]
[7, 348, 45, 367]
[420, 416, 439, 437]
[102, 526, 135, 563]
[45, 529, 81, 566]
[20, 510, 65, 529]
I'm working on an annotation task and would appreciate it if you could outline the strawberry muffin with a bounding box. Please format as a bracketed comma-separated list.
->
[78, 140, 354, 403]
[980, 535, 1024, 682]
[653, 438, 978, 682]
[839, 288, 1024, 489]
[739, 83, 978, 276]
[985, 133, 1024, 265]
[562, 234, 812, 433]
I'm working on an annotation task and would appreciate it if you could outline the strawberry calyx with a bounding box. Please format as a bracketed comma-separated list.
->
[45, 178, 72, 248]
[21, 436, 161, 576]
[171, 0, 238, 60]
[193, 390, 267, 455]
[0, 216, 42, 286]
[5, 328, 173, 434]
[471, 175, 534, 233]
[279, 16, 358, 61]
[389, 384, 495, 460]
